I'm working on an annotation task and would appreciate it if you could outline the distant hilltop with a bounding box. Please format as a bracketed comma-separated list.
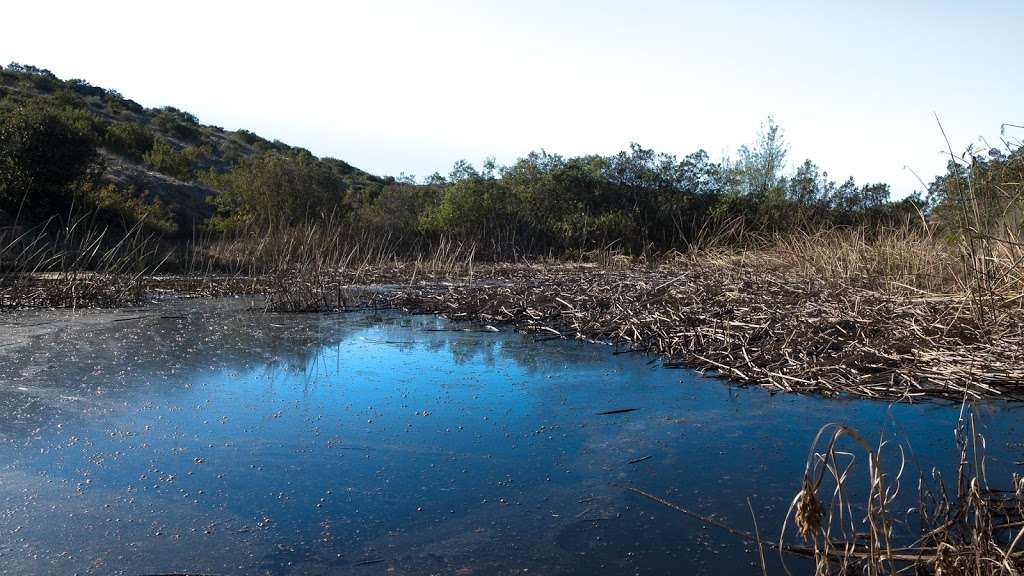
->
[0, 63, 383, 234]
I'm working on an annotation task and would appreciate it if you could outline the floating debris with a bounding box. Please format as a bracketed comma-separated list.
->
[598, 408, 639, 415]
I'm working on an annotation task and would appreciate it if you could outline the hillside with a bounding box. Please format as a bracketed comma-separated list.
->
[0, 63, 384, 233]
[2, 63, 1019, 262]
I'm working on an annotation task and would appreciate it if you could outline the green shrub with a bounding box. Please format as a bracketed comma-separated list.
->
[232, 129, 265, 146]
[203, 149, 347, 230]
[104, 122, 156, 162]
[0, 103, 99, 218]
[30, 74, 59, 93]
[143, 139, 193, 180]
[67, 78, 106, 98]
[51, 105, 103, 140]
[45, 87, 89, 111]
[91, 184, 178, 234]
[151, 108, 201, 142]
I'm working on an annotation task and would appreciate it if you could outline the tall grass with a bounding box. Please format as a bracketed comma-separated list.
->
[0, 214, 165, 307]
[177, 219, 476, 311]
[678, 209, 1022, 304]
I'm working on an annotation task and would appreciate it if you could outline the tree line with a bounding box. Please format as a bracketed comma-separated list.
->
[2, 62, 1020, 259]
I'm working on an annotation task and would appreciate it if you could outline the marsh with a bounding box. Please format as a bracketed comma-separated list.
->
[1, 299, 1019, 575]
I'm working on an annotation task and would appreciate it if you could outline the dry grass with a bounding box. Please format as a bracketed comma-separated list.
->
[629, 405, 1024, 575]
[372, 245, 1024, 401]
[175, 221, 477, 312]
[0, 215, 163, 308]
[788, 409, 1024, 575]
[680, 224, 1024, 300]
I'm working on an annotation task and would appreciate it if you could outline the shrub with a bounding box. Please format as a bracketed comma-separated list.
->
[143, 139, 193, 180]
[104, 122, 156, 162]
[232, 129, 265, 146]
[67, 79, 106, 98]
[50, 88, 88, 109]
[203, 149, 347, 230]
[90, 184, 178, 234]
[357, 183, 438, 240]
[151, 109, 201, 142]
[118, 98, 144, 114]
[30, 74, 59, 93]
[51, 104, 102, 139]
[0, 103, 99, 218]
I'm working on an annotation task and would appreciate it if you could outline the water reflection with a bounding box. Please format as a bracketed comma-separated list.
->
[0, 299, 1020, 575]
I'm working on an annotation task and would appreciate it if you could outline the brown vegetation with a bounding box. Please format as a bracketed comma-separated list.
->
[364, 229, 1024, 402]
[629, 406, 1024, 575]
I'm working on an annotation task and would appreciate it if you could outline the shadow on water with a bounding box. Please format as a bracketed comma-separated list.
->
[0, 298, 1021, 575]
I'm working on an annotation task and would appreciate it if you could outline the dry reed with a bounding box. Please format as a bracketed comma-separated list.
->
[629, 405, 1023, 575]
[0, 214, 162, 308]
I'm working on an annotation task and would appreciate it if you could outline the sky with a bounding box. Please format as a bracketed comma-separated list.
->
[2, 0, 1021, 195]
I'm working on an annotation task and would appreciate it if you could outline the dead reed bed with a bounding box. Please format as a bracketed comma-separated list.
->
[367, 238, 1024, 401]
[213, 224, 477, 313]
[0, 217, 478, 310]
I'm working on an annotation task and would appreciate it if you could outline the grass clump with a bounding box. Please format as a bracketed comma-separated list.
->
[0, 215, 163, 308]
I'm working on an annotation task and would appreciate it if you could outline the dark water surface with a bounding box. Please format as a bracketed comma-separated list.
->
[0, 299, 1020, 575]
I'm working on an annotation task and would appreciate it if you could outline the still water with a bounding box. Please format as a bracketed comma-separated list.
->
[0, 299, 1020, 575]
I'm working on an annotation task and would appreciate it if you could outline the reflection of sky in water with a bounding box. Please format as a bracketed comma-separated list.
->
[0, 300, 1021, 575]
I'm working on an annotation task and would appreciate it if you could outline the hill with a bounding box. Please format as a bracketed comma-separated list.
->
[0, 63, 384, 234]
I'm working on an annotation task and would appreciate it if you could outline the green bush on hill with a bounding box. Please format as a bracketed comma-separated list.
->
[143, 138, 194, 181]
[0, 103, 99, 219]
[104, 122, 156, 162]
[152, 108, 201, 143]
[91, 183, 178, 234]
[203, 149, 351, 230]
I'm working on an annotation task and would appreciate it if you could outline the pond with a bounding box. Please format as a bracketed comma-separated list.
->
[0, 298, 1020, 575]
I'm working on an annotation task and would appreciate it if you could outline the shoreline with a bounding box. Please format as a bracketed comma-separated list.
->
[5, 260, 1022, 402]
[367, 262, 1024, 402]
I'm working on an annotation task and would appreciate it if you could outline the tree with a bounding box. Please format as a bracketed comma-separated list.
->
[733, 117, 787, 199]
[788, 159, 822, 206]
[204, 149, 348, 230]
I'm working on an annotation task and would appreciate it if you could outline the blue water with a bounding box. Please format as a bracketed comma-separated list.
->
[0, 299, 1020, 575]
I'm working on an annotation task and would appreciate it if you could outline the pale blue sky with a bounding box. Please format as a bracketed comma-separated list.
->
[3, 1, 1020, 194]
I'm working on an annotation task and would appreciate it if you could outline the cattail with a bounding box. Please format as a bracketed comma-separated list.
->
[794, 475, 822, 541]
[932, 542, 959, 576]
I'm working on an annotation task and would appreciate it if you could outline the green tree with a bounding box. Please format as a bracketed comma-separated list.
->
[732, 117, 787, 199]
[204, 149, 348, 230]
